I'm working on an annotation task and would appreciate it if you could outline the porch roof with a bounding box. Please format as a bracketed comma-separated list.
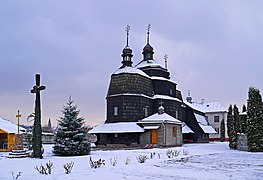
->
[139, 112, 183, 125]
[88, 122, 144, 134]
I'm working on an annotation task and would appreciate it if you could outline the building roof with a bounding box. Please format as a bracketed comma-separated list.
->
[139, 112, 183, 124]
[0, 117, 26, 134]
[113, 66, 149, 78]
[88, 122, 144, 134]
[194, 113, 217, 134]
[136, 59, 165, 69]
[191, 102, 227, 113]
[182, 123, 194, 133]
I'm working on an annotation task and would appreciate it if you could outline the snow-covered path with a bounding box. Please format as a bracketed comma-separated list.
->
[0, 142, 262, 180]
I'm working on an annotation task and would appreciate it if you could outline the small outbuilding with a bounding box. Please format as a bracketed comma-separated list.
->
[138, 106, 183, 146]
[0, 117, 25, 152]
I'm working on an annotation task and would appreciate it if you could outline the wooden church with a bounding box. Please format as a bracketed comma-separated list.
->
[89, 25, 216, 146]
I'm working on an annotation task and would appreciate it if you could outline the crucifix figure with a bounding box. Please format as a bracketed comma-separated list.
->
[16, 110, 21, 133]
[31, 74, 46, 158]
[159, 100, 164, 107]
[125, 25, 130, 47]
[164, 54, 168, 69]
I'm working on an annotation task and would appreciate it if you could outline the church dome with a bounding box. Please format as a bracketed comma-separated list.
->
[143, 43, 153, 52]
[122, 46, 133, 55]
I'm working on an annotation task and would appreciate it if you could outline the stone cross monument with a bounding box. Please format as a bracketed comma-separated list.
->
[31, 74, 46, 158]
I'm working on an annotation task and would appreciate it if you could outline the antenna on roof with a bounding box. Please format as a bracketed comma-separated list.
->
[164, 54, 168, 69]
[147, 24, 151, 44]
[125, 25, 130, 47]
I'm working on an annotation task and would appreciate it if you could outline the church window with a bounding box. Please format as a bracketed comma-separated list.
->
[114, 133, 118, 137]
[172, 127, 177, 137]
[214, 116, 219, 123]
[175, 110, 179, 119]
[148, 53, 151, 59]
[144, 106, 149, 117]
[170, 89, 173, 95]
[124, 56, 130, 61]
[114, 106, 118, 116]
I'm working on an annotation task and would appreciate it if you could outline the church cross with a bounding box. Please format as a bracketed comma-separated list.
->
[125, 25, 131, 47]
[30, 74, 45, 158]
[16, 110, 21, 133]
[164, 54, 168, 69]
[31, 74, 46, 94]
[159, 100, 164, 106]
[147, 24, 151, 43]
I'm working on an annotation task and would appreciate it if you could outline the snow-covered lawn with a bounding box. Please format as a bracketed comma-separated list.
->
[0, 142, 262, 180]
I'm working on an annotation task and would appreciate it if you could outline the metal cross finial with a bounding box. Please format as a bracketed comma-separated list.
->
[164, 54, 168, 69]
[147, 24, 151, 33]
[125, 25, 131, 47]
[16, 110, 21, 133]
[147, 24, 151, 44]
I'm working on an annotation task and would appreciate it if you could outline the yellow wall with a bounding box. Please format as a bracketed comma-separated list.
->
[0, 129, 16, 152]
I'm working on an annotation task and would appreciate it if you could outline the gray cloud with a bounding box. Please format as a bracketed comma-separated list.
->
[0, 0, 262, 126]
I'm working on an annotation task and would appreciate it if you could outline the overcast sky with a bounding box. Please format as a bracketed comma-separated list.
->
[0, 1, 262, 126]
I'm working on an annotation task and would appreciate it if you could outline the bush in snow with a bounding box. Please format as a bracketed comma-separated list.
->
[89, 157, 105, 168]
[183, 149, 189, 155]
[124, 157, 131, 165]
[149, 152, 156, 159]
[11, 171, 22, 179]
[53, 97, 90, 156]
[136, 155, 148, 163]
[63, 161, 74, 174]
[166, 149, 180, 158]
[110, 157, 118, 166]
[34, 161, 53, 175]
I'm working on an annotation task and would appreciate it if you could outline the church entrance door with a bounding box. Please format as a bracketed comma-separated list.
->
[150, 130, 157, 144]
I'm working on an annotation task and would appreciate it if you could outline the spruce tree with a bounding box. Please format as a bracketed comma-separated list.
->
[240, 105, 247, 134]
[233, 105, 241, 134]
[53, 97, 90, 156]
[247, 87, 263, 152]
[227, 105, 237, 149]
[220, 119, 225, 142]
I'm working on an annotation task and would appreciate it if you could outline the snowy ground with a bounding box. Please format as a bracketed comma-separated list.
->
[0, 142, 262, 180]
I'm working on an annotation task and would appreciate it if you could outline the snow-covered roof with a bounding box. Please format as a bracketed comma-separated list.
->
[194, 113, 217, 134]
[150, 76, 176, 84]
[108, 93, 182, 103]
[139, 112, 183, 124]
[143, 125, 160, 130]
[153, 95, 182, 102]
[184, 101, 205, 113]
[182, 124, 194, 133]
[0, 117, 26, 134]
[191, 102, 227, 113]
[136, 59, 165, 69]
[113, 67, 150, 78]
[199, 124, 217, 134]
[88, 122, 144, 134]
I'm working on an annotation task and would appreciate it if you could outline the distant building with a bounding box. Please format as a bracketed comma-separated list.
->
[0, 117, 26, 152]
[89, 26, 215, 146]
[186, 94, 228, 141]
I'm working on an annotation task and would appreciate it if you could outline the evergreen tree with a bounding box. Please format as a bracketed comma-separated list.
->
[53, 97, 90, 156]
[240, 105, 247, 134]
[227, 105, 237, 149]
[233, 105, 241, 134]
[247, 87, 263, 152]
[220, 119, 225, 142]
